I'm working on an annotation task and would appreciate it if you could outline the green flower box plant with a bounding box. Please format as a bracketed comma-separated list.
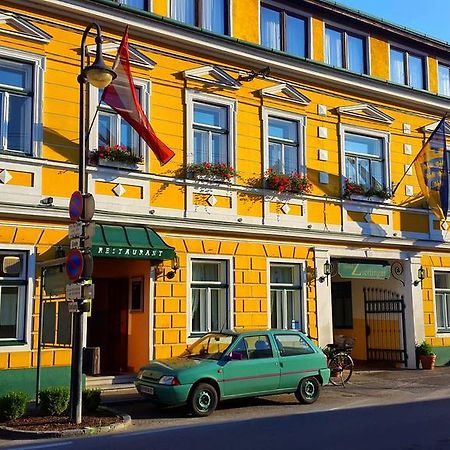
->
[187, 162, 236, 181]
[90, 145, 143, 166]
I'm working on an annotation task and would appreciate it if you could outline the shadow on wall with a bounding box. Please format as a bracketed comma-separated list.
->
[43, 127, 78, 162]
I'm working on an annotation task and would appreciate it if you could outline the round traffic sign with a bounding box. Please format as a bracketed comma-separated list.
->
[66, 248, 84, 281]
[69, 191, 83, 223]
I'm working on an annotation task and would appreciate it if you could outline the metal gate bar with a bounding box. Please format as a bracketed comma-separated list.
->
[364, 288, 407, 365]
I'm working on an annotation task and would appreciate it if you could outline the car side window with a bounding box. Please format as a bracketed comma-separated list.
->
[232, 338, 249, 360]
[246, 335, 273, 359]
[275, 334, 315, 356]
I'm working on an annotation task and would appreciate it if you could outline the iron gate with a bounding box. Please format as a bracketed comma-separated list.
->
[364, 288, 407, 365]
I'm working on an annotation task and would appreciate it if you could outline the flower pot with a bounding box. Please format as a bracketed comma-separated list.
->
[97, 159, 142, 171]
[419, 354, 436, 370]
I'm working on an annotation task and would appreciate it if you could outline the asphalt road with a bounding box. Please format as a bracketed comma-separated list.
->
[3, 368, 450, 449]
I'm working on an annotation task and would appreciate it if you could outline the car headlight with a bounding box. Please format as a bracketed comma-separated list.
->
[158, 375, 180, 386]
[136, 370, 144, 380]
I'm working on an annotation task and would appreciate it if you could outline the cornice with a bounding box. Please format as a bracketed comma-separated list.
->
[4, 0, 450, 116]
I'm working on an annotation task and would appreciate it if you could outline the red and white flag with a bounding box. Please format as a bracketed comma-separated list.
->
[101, 27, 175, 165]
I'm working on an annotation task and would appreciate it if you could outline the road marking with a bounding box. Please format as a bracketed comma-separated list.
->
[21, 442, 73, 450]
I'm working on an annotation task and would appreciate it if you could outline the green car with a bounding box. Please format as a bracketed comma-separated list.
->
[135, 330, 330, 416]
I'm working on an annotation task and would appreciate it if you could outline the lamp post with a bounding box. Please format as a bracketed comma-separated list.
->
[70, 22, 116, 425]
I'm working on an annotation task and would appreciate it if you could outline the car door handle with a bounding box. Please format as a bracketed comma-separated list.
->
[280, 362, 283, 368]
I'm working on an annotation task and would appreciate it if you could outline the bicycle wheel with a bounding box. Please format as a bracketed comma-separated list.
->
[328, 352, 354, 386]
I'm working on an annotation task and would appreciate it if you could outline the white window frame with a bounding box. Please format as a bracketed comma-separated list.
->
[88, 78, 151, 168]
[438, 61, 450, 97]
[432, 268, 450, 336]
[388, 44, 428, 90]
[324, 24, 369, 75]
[262, 107, 306, 175]
[0, 47, 44, 157]
[117, 0, 151, 10]
[185, 90, 237, 167]
[258, 1, 313, 58]
[0, 245, 35, 352]
[267, 259, 306, 332]
[169, 0, 232, 35]
[187, 254, 233, 338]
[339, 124, 391, 198]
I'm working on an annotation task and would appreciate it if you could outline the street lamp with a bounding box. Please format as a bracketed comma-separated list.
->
[70, 22, 116, 425]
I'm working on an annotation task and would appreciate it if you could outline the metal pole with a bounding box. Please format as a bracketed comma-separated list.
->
[69, 23, 92, 425]
[35, 266, 46, 406]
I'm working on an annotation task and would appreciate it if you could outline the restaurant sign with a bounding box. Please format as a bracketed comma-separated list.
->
[338, 262, 391, 280]
[92, 246, 165, 259]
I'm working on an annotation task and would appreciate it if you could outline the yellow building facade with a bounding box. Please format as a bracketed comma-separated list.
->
[1, 0, 450, 394]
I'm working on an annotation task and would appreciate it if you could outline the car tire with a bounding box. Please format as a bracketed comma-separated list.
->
[295, 377, 320, 404]
[188, 383, 218, 417]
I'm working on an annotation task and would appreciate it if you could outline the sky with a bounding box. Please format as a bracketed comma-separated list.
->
[333, 0, 450, 43]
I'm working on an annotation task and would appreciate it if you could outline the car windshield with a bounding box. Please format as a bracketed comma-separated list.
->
[181, 333, 236, 360]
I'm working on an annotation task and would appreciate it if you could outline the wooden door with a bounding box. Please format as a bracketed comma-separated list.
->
[87, 278, 129, 373]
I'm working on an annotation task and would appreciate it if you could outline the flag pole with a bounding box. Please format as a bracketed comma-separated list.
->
[392, 114, 448, 197]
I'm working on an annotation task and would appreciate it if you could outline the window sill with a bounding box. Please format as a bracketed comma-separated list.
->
[343, 195, 391, 204]
[190, 174, 233, 184]
[0, 340, 30, 352]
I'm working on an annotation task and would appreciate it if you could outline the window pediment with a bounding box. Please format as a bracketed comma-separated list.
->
[86, 41, 156, 69]
[183, 65, 241, 90]
[337, 103, 394, 124]
[0, 12, 51, 43]
[422, 120, 450, 134]
[260, 83, 311, 105]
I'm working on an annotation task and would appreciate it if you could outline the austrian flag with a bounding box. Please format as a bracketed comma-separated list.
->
[101, 27, 175, 165]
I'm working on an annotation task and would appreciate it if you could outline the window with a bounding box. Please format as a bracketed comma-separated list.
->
[97, 87, 142, 159]
[190, 260, 230, 333]
[260, 5, 307, 57]
[331, 282, 353, 329]
[270, 264, 302, 330]
[434, 272, 450, 333]
[325, 27, 366, 74]
[171, 0, 228, 35]
[390, 48, 425, 89]
[438, 63, 450, 97]
[268, 116, 300, 174]
[239, 335, 273, 359]
[0, 59, 33, 154]
[275, 334, 314, 356]
[117, 0, 149, 9]
[0, 252, 28, 342]
[130, 278, 143, 312]
[344, 132, 385, 191]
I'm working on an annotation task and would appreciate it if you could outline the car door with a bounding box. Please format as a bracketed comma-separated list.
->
[274, 333, 322, 390]
[220, 334, 281, 398]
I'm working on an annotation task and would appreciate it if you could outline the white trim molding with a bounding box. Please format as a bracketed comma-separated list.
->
[0, 12, 52, 43]
[260, 83, 311, 105]
[183, 65, 241, 90]
[336, 103, 394, 124]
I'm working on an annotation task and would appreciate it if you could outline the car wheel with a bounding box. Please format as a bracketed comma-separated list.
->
[295, 377, 320, 404]
[188, 383, 218, 417]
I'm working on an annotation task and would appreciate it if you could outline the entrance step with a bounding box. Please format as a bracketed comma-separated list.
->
[86, 374, 136, 391]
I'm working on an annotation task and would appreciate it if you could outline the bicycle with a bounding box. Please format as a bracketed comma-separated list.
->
[323, 336, 355, 386]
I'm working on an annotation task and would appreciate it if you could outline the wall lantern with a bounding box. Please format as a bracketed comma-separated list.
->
[166, 255, 180, 280]
[413, 266, 426, 287]
[319, 260, 332, 284]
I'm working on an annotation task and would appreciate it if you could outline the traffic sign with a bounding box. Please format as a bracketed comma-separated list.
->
[69, 192, 95, 223]
[69, 191, 83, 223]
[66, 248, 84, 281]
[66, 283, 95, 300]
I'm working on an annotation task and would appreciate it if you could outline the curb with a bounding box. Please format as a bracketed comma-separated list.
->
[0, 407, 131, 440]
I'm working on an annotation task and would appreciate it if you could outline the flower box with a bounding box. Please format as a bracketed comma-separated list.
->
[265, 169, 312, 195]
[97, 159, 143, 171]
[343, 179, 391, 201]
[187, 162, 236, 182]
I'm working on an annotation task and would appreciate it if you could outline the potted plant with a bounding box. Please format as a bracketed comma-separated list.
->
[187, 162, 236, 182]
[265, 169, 312, 195]
[416, 340, 436, 370]
[343, 178, 391, 200]
[90, 145, 143, 169]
